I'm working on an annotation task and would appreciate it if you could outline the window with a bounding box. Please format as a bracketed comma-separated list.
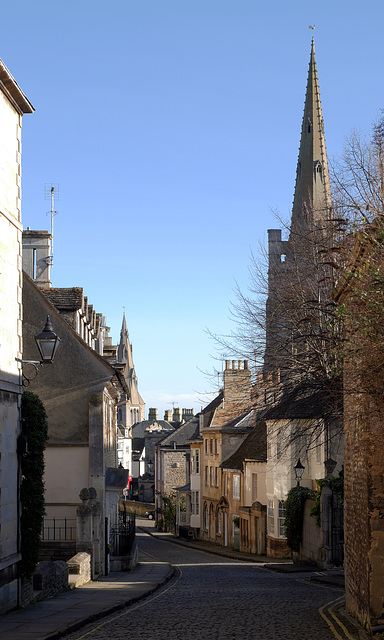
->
[215, 439, 218, 454]
[191, 449, 200, 474]
[217, 509, 222, 535]
[278, 500, 286, 537]
[268, 499, 275, 535]
[232, 475, 240, 500]
[224, 473, 228, 497]
[210, 439, 213, 454]
[251, 473, 258, 502]
[210, 466, 214, 486]
[205, 439, 208, 454]
[205, 504, 209, 530]
[192, 491, 199, 515]
[215, 466, 219, 487]
[205, 466, 209, 486]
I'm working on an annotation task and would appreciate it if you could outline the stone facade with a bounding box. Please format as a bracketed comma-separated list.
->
[22, 274, 127, 576]
[0, 58, 33, 613]
[334, 234, 384, 630]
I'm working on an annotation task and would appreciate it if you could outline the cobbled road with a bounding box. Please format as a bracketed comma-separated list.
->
[65, 523, 340, 640]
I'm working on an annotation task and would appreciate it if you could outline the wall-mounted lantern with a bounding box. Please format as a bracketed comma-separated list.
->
[294, 458, 305, 486]
[18, 315, 61, 385]
[34, 315, 61, 363]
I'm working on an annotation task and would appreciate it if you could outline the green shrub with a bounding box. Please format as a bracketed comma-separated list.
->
[20, 391, 48, 577]
[284, 486, 314, 552]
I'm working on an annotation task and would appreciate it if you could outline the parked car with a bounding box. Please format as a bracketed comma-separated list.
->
[145, 510, 155, 520]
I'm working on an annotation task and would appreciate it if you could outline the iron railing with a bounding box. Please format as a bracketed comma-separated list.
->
[109, 513, 135, 556]
[41, 517, 76, 541]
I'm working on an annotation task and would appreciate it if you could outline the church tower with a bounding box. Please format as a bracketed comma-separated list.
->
[264, 40, 333, 376]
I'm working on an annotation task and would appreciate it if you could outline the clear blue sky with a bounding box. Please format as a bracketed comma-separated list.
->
[2, 1, 384, 418]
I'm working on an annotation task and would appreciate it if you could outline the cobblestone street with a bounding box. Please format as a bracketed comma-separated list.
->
[65, 523, 341, 640]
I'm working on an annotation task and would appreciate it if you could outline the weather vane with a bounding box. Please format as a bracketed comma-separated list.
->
[309, 25, 315, 30]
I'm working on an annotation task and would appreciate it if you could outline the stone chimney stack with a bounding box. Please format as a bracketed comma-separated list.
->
[164, 409, 172, 422]
[212, 360, 252, 427]
[22, 229, 52, 287]
[148, 408, 158, 422]
[223, 360, 251, 404]
[182, 408, 194, 421]
[173, 408, 182, 423]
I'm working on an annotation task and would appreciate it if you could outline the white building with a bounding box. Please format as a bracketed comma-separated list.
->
[0, 59, 33, 613]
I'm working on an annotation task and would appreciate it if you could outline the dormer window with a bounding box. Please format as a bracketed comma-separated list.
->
[281, 254, 286, 263]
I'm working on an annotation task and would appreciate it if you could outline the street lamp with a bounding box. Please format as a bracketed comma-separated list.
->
[294, 458, 305, 486]
[34, 316, 61, 363]
[18, 315, 61, 385]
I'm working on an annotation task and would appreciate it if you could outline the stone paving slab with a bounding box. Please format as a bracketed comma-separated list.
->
[0, 561, 174, 640]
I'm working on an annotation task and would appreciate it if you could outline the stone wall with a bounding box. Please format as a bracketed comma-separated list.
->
[344, 396, 384, 629]
[163, 451, 187, 495]
[298, 499, 322, 566]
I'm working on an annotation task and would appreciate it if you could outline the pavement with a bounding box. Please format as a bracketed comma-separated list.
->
[0, 521, 368, 640]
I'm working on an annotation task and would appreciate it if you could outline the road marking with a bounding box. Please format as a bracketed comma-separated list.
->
[318, 596, 355, 640]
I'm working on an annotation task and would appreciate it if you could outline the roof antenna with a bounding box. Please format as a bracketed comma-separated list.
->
[44, 183, 59, 267]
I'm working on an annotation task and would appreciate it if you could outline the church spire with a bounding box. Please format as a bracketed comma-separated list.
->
[290, 39, 332, 237]
[121, 311, 128, 339]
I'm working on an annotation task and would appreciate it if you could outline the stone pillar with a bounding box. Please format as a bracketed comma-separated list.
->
[76, 489, 93, 556]
[88, 487, 103, 578]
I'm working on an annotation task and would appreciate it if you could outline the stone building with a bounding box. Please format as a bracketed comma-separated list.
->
[0, 59, 33, 613]
[222, 423, 267, 555]
[334, 227, 384, 630]
[201, 361, 254, 546]
[22, 274, 128, 575]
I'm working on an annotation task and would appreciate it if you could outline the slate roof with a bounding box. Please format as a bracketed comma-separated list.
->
[132, 437, 145, 458]
[158, 416, 200, 447]
[262, 385, 338, 421]
[0, 58, 34, 113]
[42, 287, 84, 310]
[219, 409, 256, 432]
[221, 421, 267, 471]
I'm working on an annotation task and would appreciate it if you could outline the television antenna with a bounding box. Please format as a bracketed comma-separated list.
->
[44, 183, 59, 267]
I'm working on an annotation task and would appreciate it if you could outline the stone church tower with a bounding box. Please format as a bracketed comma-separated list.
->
[264, 40, 333, 377]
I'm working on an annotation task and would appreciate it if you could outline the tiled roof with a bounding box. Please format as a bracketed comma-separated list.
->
[158, 416, 200, 447]
[262, 385, 337, 421]
[221, 421, 267, 471]
[41, 287, 84, 310]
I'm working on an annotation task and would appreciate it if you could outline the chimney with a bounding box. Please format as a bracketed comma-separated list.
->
[182, 408, 194, 421]
[148, 408, 158, 422]
[222, 360, 251, 404]
[164, 409, 172, 422]
[22, 229, 52, 287]
[210, 359, 252, 427]
[173, 407, 182, 423]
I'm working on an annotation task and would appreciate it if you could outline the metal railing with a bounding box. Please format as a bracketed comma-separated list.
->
[109, 514, 135, 556]
[41, 518, 76, 541]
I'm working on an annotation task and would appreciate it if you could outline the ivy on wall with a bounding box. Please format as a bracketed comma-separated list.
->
[284, 486, 314, 552]
[310, 477, 344, 526]
[20, 391, 48, 577]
